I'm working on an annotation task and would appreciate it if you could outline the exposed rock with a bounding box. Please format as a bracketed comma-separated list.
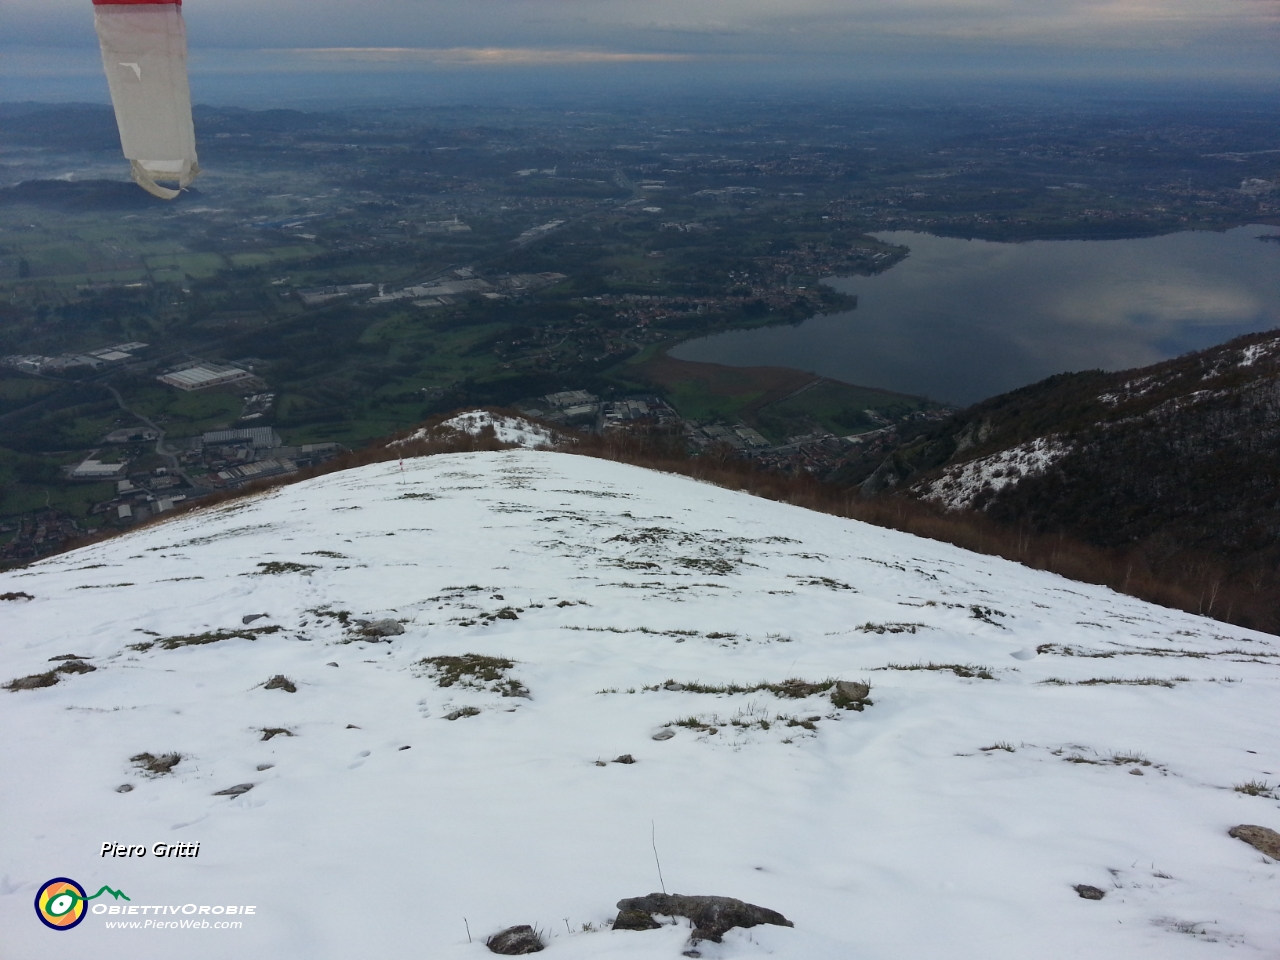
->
[613, 893, 793, 943]
[241, 614, 269, 625]
[1129, 768, 1144, 775]
[1229, 824, 1280, 859]
[213, 783, 255, 797]
[613, 909, 661, 931]
[613, 754, 636, 764]
[954, 417, 994, 455]
[115, 784, 133, 793]
[49, 653, 93, 661]
[831, 680, 871, 709]
[860, 452, 914, 496]
[834, 680, 870, 700]
[485, 924, 544, 954]
[55, 660, 96, 675]
[264, 675, 297, 693]
[652, 729, 676, 741]
[358, 619, 405, 637]
[1074, 885, 1106, 900]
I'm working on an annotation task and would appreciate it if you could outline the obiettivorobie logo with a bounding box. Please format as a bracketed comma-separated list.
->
[35, 876, 257, 931]
[35, 878, 130, 931]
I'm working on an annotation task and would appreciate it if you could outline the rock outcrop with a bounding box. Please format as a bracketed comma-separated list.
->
[612, 893, 793, 943]
[1229, 824, 1280, 859]
[485, 924, 544, 955]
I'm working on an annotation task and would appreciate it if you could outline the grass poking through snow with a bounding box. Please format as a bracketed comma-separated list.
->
[876, 662, 995, 680]
[417, 654, 529, 698]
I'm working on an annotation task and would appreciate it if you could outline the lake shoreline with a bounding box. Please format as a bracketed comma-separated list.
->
[673, 224, 1280, 405]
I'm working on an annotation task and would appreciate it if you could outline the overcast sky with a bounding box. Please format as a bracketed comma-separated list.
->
[2, 0, 1277, 96]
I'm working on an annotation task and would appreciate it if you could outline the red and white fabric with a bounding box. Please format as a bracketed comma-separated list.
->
[93, 0, 199, 199]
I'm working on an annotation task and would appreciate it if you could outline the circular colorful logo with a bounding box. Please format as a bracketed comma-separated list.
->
[35, 878, 88, 931]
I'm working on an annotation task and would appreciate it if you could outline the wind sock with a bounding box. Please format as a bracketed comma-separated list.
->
[93, 0, 199, 199]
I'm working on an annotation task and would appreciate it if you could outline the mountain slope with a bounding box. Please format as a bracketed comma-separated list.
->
[2, 449, 1278, 959]
[839, 331, 1280, 604]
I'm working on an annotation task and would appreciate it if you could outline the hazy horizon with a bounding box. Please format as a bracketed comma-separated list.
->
[3, 0, 1278, 109]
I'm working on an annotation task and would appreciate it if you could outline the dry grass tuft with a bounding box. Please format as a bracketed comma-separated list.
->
[131, 752, 182, 776]
[1234, 780, 1275, 798]
[4, 658, 97, 691]
[877, 662, 995, 680]
[418, 654, 529, 698]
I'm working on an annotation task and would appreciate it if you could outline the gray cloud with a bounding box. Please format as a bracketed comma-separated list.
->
[1, 0, 1276, 80]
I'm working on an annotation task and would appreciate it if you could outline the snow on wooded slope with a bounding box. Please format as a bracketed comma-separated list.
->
[917, 437, 1072, 511]
[2, 449, 1278, 960]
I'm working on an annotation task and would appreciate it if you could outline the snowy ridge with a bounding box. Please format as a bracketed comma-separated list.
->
[916, 437, 1073, 511]
[395, 410, 560, 449]
[1204, 335, 1280, 378]
[1100, 336, 1280, 403]
[2, 450, 1278, 959]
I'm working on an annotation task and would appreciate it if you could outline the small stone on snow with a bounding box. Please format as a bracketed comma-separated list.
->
[485, 924, 544, 954]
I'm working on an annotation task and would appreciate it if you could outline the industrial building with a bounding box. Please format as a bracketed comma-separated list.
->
[67, 459, 128, 481]
[201, 427, 281, 449]
[158, 361, 254, 392]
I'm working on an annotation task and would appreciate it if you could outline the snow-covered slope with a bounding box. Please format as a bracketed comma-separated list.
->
[2, 450, 1278, 959]
[397, 410, 560, 448]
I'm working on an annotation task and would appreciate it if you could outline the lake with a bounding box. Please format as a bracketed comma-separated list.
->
[671, 224, 1280, 405]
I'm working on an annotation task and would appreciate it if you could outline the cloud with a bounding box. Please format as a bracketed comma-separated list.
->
[273, 47, 698, 66]
[1, 0, 1276, 80]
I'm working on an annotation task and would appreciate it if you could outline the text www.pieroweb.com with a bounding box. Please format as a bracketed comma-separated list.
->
[95, 904, 254, 929]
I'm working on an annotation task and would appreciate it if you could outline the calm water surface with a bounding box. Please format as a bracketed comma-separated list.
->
[672, 225, 1280, 404]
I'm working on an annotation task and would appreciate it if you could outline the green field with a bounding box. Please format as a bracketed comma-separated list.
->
[125, 386, 245, 438]
[143, 253, 226, 278]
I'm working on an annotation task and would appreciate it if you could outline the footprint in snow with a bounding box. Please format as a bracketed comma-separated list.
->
[0, 875, 25, 895]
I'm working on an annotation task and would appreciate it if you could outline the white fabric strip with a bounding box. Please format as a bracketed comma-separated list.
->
[94, 3, 199, 199]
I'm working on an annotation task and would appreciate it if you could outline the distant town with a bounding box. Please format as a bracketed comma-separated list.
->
[1, 94, 1274, 563]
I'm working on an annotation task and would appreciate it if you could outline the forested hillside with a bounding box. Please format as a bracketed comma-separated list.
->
[835, 330, 1280, 626]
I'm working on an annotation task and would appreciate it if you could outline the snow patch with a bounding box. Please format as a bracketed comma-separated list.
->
[393, 409, 559, 449]
[1236, 338, 1279, 368]
[918, 437, 1072, 511]
[1098, 374, 1158, 406]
